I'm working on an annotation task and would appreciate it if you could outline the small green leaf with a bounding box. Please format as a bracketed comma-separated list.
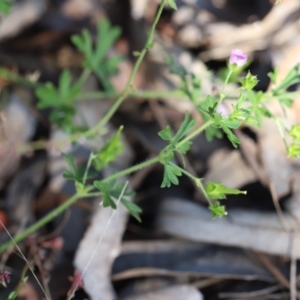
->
[36, 70, 82, 109]
[71, 19, 122, 91]
[245, 116, 260, 126]
[35, 69, 83, 133]
[94, 180, 136, 216]
[209, 203, 228, 218]
[240, 71, 259, 90]
[121, 199, 142, 222]
[161, 164, 182, 188]
[8, 291, 16, 299]
[278, 96, 293, 108]
[94, 180, 117, 209]
[158, 125, 172, 141]
[158, 113, 195, 154]
[159, 151, 174, 165]
[222, 118, 241, 129]
[173, 113, 195, 144]
[205, 125, 223, 142]
[221, 126, 240, 148]
[63, 153, 85, 184]
[36, 83, 59, 109]
[274, 63, 300, 92]
[198, 95, 218, 117]
[288, 144, 300, 158]
[133, 51, 140, 57]
[93, 127, 124, 171]
[23, 276, 28, 283]
[147, 41, 154, 49]
[289, 124, 300, 141]
[176, 141, 192, 154]
[166, 0, 177, 10]
[206, 182, 246, 199]
[268, 68, 278, 83]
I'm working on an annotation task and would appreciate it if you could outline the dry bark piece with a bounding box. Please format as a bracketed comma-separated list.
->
[205, 149, 257, 188]
[235, 130, 269, 186]
[5, 158, 47, 240]
[198, 0, 300, 61]
[157, 198, 300, 258]
[0, 0, 48, 41]
[256, 119, 294, 198]
[122, 284, 203, 300]
[75, 202, 129, 300]
[0, 93, 36, 189]
[114, 240, 273, 281]
[61, 0, 93, 19]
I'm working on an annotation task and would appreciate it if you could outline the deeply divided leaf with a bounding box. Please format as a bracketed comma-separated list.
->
[121, 199, 142, 222]
[63, 153, 85, 184]
[93, 127, 124, 171]
[173, 113, 195, 144]
[94, 180, 141, 220]
[71, 19, 122, 90]
[94, 180, 117, 209]
[161, 164, 182, 188]
[158, 125, 172, 141]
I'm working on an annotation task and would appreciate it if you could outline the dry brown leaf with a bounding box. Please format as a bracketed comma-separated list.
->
[205, 149, 257, 189]
[157, 198, 300, 258]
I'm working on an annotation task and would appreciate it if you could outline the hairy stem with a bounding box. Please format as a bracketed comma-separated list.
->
[215, 70, 233, 112]
[0, 193, 82, 253]
[0, 157, 159, 253]
[176, 119, 214, 149]
[82, 0, 167, 138]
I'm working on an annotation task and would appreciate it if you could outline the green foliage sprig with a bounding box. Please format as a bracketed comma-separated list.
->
[0, 0, 300, 256]
[0, 0, 12, 15]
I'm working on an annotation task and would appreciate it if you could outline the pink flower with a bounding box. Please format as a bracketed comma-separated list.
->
[229, 49, 248, 67]
[0, 271, 10, 287]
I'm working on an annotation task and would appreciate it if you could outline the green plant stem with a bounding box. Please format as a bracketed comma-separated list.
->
[82, 152, 94, 186]
[77, 69, 91, 86]
[0, 0, 216, 252]
[170, 162, 197, 181]
[84, 192, 102, 197]
[0, 193, 82, 253]
[94, 68, 114, 92]
[82, 0, 167, 138]
[0, 68, 41, 88]
[171, 163, 212, 206]
[236, 89, 246, 108]
[275, 117, 289, 150]
[9, 264, 29, 300]
[215, 70, 233, 112]
[102, 157, 160, 183]
[0, 117, 212, 253]
[196, 179, 213, 206]
[176, 119, 214, 149]
[77, 89, 186, 100]
[0, 157, 159, 254]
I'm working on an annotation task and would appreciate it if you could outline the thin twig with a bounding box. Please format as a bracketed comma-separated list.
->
[0, 220, 50, 300]
[256, 252, 300, 300]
